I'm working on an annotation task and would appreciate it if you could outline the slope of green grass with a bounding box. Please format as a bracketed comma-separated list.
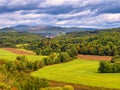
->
[32, 59, 120, 89]
[0, 49, 17, 60]
[0, 49, 46, 61]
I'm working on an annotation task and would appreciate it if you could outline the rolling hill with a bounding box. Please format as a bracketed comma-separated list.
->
[32, 59, 120, 89]
[0, 25, 98, 37]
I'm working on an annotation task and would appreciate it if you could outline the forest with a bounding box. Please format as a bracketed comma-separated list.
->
[0, 28, 120, 90]
[1, 29, 120, 56]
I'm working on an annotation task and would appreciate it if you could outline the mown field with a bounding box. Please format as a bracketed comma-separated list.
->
[0, 48, 46, 61]
[32, 59, 120, 89]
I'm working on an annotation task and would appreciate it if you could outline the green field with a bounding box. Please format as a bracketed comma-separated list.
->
[0, 49, 46, 61]
[32, 59, 120, 89]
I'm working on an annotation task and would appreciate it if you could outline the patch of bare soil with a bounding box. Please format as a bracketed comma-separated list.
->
[78, 54, 112, 61]
[1, 48, 34, 55]
[49, 81, 118, 90]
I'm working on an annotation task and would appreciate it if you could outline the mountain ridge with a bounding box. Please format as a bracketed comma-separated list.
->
[0, 25, 99, 37]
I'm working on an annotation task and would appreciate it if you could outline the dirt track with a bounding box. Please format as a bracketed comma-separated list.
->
[1, 48, 34, 55]
[78, 54, 112, 61]
[49, 81, 118, 90]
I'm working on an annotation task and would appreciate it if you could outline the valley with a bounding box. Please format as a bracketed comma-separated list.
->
[0, 28, 120, 90]
[0, 1, 120, 90]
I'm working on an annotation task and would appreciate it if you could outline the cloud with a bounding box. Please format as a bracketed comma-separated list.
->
[7, 0, 27, 8]
[39, 0, 79, 7]
[0, 0, 120, 28]
[56, 9, 94, 20]
[55, 13, 120, 28]
[0, 0, 9, 7]
[0, 10, 57, 28]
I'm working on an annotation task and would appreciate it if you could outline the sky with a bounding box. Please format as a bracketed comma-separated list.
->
[0, 0, 120, 29]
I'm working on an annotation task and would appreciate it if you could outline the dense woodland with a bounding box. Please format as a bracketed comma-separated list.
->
[1, 28, 120, 56]
[0, 28, 120, 89]
[29, 28, 120, 56]
[0, 32, 43, 47]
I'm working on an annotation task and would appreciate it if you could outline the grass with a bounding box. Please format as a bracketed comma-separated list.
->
[0, 48, 46, 61]
[16, 44, 29, 47]
[31, 59, 120, 89]
[0, 49, 17, 60]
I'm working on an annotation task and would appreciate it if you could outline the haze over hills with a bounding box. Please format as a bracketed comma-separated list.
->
[0, 25, 98, 37]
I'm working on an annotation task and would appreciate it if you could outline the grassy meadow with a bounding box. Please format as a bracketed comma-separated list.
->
[1, 48, 120, 89]
[32, 59, 120, 89]
[0, 48, 46, 61]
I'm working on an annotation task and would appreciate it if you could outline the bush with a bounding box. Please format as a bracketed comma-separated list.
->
[43, 52, 73, 65]
[59, 52, 71, 63]
[67, 47, 78, 58]
[44, 53, 61, 65]
[98, 55, 120, 73]
[63, 85, 74, 90]
[33, 60, 45, 70]
[16, 56, 44, 72]
[36, 48, 42, 55]
[111, 55, 120, 63]
[44, 58, 53, 65]
[16, 55, 28, 61]
[0, 59, 7, 65]
[112, 63, 120, 73]
[16, 76, 49, 90]
[41, 47, 52, 55]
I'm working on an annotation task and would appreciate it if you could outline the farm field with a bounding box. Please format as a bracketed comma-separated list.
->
[2, 48, 34, 55]
[0, 48, 46, 61]
[78, 54, 112, 61]
[32, 59, 120, 89]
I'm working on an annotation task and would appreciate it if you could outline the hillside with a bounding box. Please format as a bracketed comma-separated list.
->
[1, 28, 120, 90]
[0, 48, 46, 61]
[51, 28, 120, 56]
[0, 32, 43, 47]
[1, 28, 120, 56]
[32, 59, 120, 89]
[0, 25, 98, 37]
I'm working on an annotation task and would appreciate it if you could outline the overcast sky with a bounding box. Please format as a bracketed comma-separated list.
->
[0, 0, 120, 28]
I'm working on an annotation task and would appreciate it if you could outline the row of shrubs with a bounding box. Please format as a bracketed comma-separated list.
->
[44, 52, 74, 65]
[0, 70, 74, 90]
[98, 55, 120, 73]
[0, 52, 73, 74]
[0, 54, 74, 90]
[0, 73, 49, 90]
[0, 56, 44, 73]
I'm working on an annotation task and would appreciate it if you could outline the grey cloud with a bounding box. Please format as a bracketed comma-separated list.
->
[0, 0, 120, 28]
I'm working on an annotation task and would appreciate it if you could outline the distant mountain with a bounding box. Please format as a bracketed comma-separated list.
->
[0, 25, 99, 37]
[12, 25, 31, 31]
[0, 27, 16, 32]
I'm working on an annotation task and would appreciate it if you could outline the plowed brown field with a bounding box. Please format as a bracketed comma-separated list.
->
[1, 48, 34, 55]
[78, 54, 112, 61]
